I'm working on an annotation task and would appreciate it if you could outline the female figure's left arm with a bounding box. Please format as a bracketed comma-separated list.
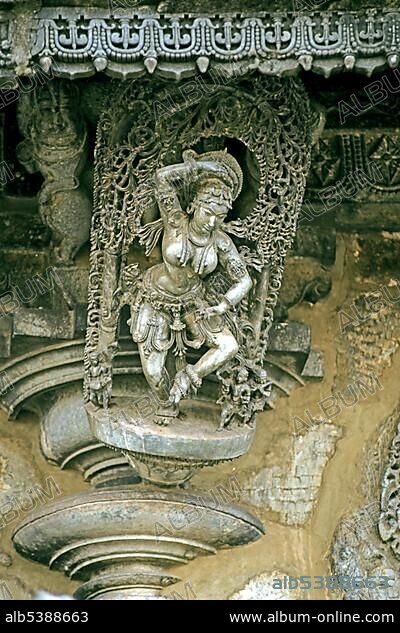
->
[201, 233, 252, 318]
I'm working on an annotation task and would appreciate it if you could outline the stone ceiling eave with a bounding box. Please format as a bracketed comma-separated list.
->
[0, 8, 398, 85]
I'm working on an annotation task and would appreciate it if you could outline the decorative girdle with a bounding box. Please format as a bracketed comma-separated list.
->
[0, 9, 396, 81]
[84, 75, 318, 430]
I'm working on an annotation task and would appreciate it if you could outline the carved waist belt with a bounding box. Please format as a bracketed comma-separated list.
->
[129, 269, 225, 360]
[139, 268, 205, 310]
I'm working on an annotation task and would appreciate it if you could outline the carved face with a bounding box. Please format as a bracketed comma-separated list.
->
[89, 353, 99, 365]
[192, 199, 228, 234]
[258, 369, 268, 383]
[191, 183, 232, 235]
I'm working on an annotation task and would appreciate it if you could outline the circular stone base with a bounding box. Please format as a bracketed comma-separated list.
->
[13, 487, 264, 600]
[86, 397, 255, 485]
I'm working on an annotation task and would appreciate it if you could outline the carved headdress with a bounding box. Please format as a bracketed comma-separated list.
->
[187, 149, 243, 202]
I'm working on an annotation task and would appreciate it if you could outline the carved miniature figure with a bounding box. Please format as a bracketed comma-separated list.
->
[217, 366, 251, 430]
[217, 364, 271, 430]
[17, 82, 91, 264]
[88, 350, 113, 409]
[248, 367, 272, 426]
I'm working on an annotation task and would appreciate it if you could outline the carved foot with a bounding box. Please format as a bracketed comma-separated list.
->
[169, 366, 202, 405]
[156, 399, 178, 422]
[217, 423, 233, 432]
[169, 370, 191, 405]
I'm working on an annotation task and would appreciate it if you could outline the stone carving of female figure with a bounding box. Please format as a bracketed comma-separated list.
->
[128, 149, 252, 424]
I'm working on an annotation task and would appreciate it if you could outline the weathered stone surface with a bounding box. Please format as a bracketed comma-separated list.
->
[337, 279, 400, 389]
[301, 350, 325, 380]
[331, 404, 400, 600]
[352, 235, 400, 276]
[292, 226, 336, 266]
[229, 571, 301, 600]
[0, 316, 12, 358]
[0, 551, 12, 567]
[332, 503, 400, 600]
[39, 384, 138, 487]
[0, 575, 32, 600]
[268, 322, 311, 355]
[13, 487, 264, 600]
[0, 199, 49, 249]
[0, 437, 45, 532]
[13, 307, 76, 339]
[277, 263, 332, 320]
[238, 423, 341, 525]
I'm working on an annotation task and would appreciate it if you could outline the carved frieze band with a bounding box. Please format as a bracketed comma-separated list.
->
[1, 10, 400, 79]
[307, 129, 400, 201]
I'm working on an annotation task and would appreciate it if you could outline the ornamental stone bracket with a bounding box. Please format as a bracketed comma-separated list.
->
[0, 322, 321, 499]
[2, 322, 321, 597]
[0, 9, 399, 86]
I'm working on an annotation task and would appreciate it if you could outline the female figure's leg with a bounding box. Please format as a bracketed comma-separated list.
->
[131, 301, 176, 420]
[137, 344, 170, 402]
[192, 327, 239, 379]
[169, 312, 239, 404]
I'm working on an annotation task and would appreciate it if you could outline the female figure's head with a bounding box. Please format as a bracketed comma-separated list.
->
[188, 149, 243, 236]
[237, 367, 249, 383]
[190, 180, 232, 235]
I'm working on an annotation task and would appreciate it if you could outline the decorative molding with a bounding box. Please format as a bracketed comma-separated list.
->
[31, 10, 400, 77]
[1, 10, 400, 81]
[379, 419, 400, 560]
[331, 404, 400, 600]
[13, 488, 264, 600]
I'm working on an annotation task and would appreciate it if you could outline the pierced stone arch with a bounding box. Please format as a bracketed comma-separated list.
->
[84, 75, 318, 406]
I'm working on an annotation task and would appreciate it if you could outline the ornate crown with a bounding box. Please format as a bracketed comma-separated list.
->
[186, 149, 244, 201]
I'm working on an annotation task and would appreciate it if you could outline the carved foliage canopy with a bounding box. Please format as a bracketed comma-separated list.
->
[83, 74, 315, 400]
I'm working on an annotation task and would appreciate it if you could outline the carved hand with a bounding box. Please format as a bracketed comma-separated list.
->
[198, 302, 228, 319]
[183, 150, 226, 179]
[196, 161, 226, 178]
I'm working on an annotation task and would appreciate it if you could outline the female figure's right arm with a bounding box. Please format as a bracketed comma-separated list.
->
[154, 160, 194, 223]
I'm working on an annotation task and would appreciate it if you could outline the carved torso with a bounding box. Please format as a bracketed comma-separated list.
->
[156, 212, 225, 296]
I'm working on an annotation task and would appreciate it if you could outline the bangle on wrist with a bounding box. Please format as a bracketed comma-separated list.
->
[220, 296, 234, 312]
[183, 150, 198, 172]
